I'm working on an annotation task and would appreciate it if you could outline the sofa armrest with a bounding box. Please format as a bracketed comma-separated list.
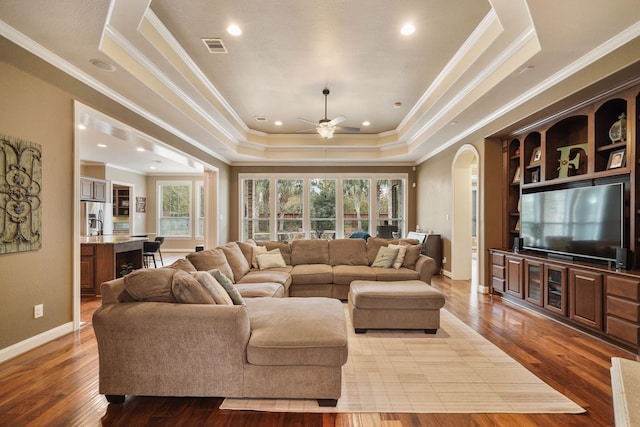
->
[415, 254, 437, 283]
[92, 302, 251, 398]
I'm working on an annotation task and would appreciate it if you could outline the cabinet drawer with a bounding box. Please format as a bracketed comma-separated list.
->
[492, 265, 505, 279]
[607, 296, 640, 323]
[81, 245, 95, 256]
[492, 253, 505, 266]
[607, 316, 640, 346]
[492, 277, 506, 292]
[607, 276, 640, 301]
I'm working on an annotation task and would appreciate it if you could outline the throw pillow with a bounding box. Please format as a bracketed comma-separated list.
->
[401, 244, 422, 269]
[371, 246, 400, 268]
[256, 249, 287, 270]
[220, 242, 251, 281]
[123, 268, 177, 302]
[251, 245, 268, 268]
[208, 268, 245, 305]
[186, 248, 235, 282]
[191, 271, 233, 305]
[388, 243, 407, 269]
[171, 270, 216, 304]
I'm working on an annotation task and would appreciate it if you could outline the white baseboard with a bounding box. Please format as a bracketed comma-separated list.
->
[0, 322, 74, 364]
[441, 269, 452, 278]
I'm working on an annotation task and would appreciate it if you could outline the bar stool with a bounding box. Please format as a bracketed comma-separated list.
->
[143, 241, 161, 268]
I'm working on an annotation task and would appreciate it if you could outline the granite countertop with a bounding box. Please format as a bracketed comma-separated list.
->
[80, 235, 149, 244]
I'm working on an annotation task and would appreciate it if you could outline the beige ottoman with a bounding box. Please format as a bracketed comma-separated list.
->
[348, 280, 445, 334]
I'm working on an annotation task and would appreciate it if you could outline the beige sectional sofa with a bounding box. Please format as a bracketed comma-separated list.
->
[186, 237, 438, 300]
[92, 237, 437, 406]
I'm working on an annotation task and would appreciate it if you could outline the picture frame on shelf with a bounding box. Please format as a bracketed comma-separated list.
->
[607, 148, 626, 169]
[512, 166, 521, 184]
[531, 170, 539, 183]
[529, 147, 542, 166]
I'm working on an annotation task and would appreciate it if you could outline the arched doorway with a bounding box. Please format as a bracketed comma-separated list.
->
[451, 145, 480, 288]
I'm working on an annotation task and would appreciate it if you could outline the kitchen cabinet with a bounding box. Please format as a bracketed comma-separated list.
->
[80, 177, 107, 202]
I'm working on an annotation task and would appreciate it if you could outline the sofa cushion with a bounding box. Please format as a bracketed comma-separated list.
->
[366, 237, 392, 265]
[388, 244, 407, 269]
[123, 268, 177, 303]
[235, 241, 256, 266]
[187, 249, 235, 281]
[373, 267, 420, 281]
[171, 270, 216, 304]
[239, 269, 292, 286]
[235, 282, 285, 298]
[401, 244, 422, 269]
[257, 241, 292, 265]
[191, 271, 233, 305]
[167, 258, 197, 272]
[329, 239, 368, 266]
[249, 245, 268, 268]
[371, 246, 400, 268]
[245, 297, 348, 367]
[291, 264, 333, 285]
[291, 239, 329, 265]
[332, 265, 376, 285]
[256, 250, 287, 269]
[208, 269, 245, 305]
[220, 242, 251, 281]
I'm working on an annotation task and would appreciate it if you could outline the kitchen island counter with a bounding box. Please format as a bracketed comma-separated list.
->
[81, 236, 147, 296]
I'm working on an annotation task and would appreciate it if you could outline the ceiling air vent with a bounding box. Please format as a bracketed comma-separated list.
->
[202, 38, 227, 53]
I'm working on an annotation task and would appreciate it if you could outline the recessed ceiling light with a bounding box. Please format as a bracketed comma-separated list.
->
[393, 102, 402, 109]
[449, 121, 458, 126]
[149, 166, 156, 170]
[136, 147, 145, 152]
[78, 124, 86, 130]
[90, 59, 116, 72]
[227, 24, 242, 36]
[97, 143, 107, 148]
[274, 120, 283, 126]
[401, 23, 415, 36]
[362, 121, 371, 126]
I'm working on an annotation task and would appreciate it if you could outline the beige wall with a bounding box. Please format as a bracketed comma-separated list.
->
[0, 62, 74, 349]
[228, 165, 417, 242]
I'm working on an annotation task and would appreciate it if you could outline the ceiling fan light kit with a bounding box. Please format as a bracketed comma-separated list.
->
[298, 88, 360, 139]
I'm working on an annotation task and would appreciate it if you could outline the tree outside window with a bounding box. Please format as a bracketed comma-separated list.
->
[343, 179, 369, 236]
[276, 179, 303, 241]
[243, 178, 270, 241]
[310, 179, 336, 239]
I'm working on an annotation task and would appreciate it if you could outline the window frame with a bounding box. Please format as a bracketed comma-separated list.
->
[157, 180, 193, 238]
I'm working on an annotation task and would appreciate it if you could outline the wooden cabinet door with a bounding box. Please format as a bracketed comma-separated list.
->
[543, 265, 567, 316]
[93, 180, 107, 202]
[569, 269, 603, 330]
[506, 256, 523, 298]
[80, 178, 94, 200]
[525, 260, 543, 306]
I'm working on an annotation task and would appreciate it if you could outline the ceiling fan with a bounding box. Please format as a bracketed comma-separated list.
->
[298, 89, 360, 139]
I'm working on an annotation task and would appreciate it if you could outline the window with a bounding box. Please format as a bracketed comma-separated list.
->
[343, 179, 370, 237]
[276, 179, 303, 241]
[240, 174, 406, 241]
[310, 178, 336, 239]
[196, 181, 204, 238]
[158, 181, 192, 237]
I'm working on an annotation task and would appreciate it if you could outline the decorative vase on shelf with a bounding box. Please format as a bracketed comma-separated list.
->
[609, 113, 627, 143]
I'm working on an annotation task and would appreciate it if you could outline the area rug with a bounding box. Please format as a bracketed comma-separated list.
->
[220, 307, 585, 414]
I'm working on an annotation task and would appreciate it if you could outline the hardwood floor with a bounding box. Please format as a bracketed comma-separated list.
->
[0, 275, 635, 426]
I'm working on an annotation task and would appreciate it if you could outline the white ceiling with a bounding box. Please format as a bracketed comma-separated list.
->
[1, 1, 640, 173]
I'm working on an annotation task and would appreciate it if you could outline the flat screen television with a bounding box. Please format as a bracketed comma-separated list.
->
[520, 183, 623, 262]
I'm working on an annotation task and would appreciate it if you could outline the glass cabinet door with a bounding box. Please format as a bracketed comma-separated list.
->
[544, 265, 567, 316]
[525, 260, 543, 306]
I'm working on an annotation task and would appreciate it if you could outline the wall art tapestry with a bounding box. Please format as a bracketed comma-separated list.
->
[0, 134, 42, 254]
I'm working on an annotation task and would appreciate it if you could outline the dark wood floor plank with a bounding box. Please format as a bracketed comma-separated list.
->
[0, 276, 636, 426]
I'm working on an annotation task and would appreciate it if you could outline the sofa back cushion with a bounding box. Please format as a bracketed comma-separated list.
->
[191, 271, 233, 305]
[329, 239, 367, 266]
[366, 237, 391, 265]
[235, 241, 256, 266]
[257, 241, 292, 265]
[172, 270, 216, 304]
[187, 248, 235, 282]
[290, 239, 329, 265]
[123, 267, 177, 303]
[220, 242, 251, 281]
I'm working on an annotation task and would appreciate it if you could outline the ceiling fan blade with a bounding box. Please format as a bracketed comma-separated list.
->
[298, 118, 319, 125]
[336, 125, 361, 132]
[296, 127, 317, 133]
[328, 115, 346, 126]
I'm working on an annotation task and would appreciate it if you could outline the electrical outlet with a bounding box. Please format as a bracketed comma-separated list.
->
[34, 304, 43, 319]
[442, 257, 447, 264]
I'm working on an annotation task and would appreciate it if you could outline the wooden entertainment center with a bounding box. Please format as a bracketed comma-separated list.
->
[491, 82, 640, 355]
